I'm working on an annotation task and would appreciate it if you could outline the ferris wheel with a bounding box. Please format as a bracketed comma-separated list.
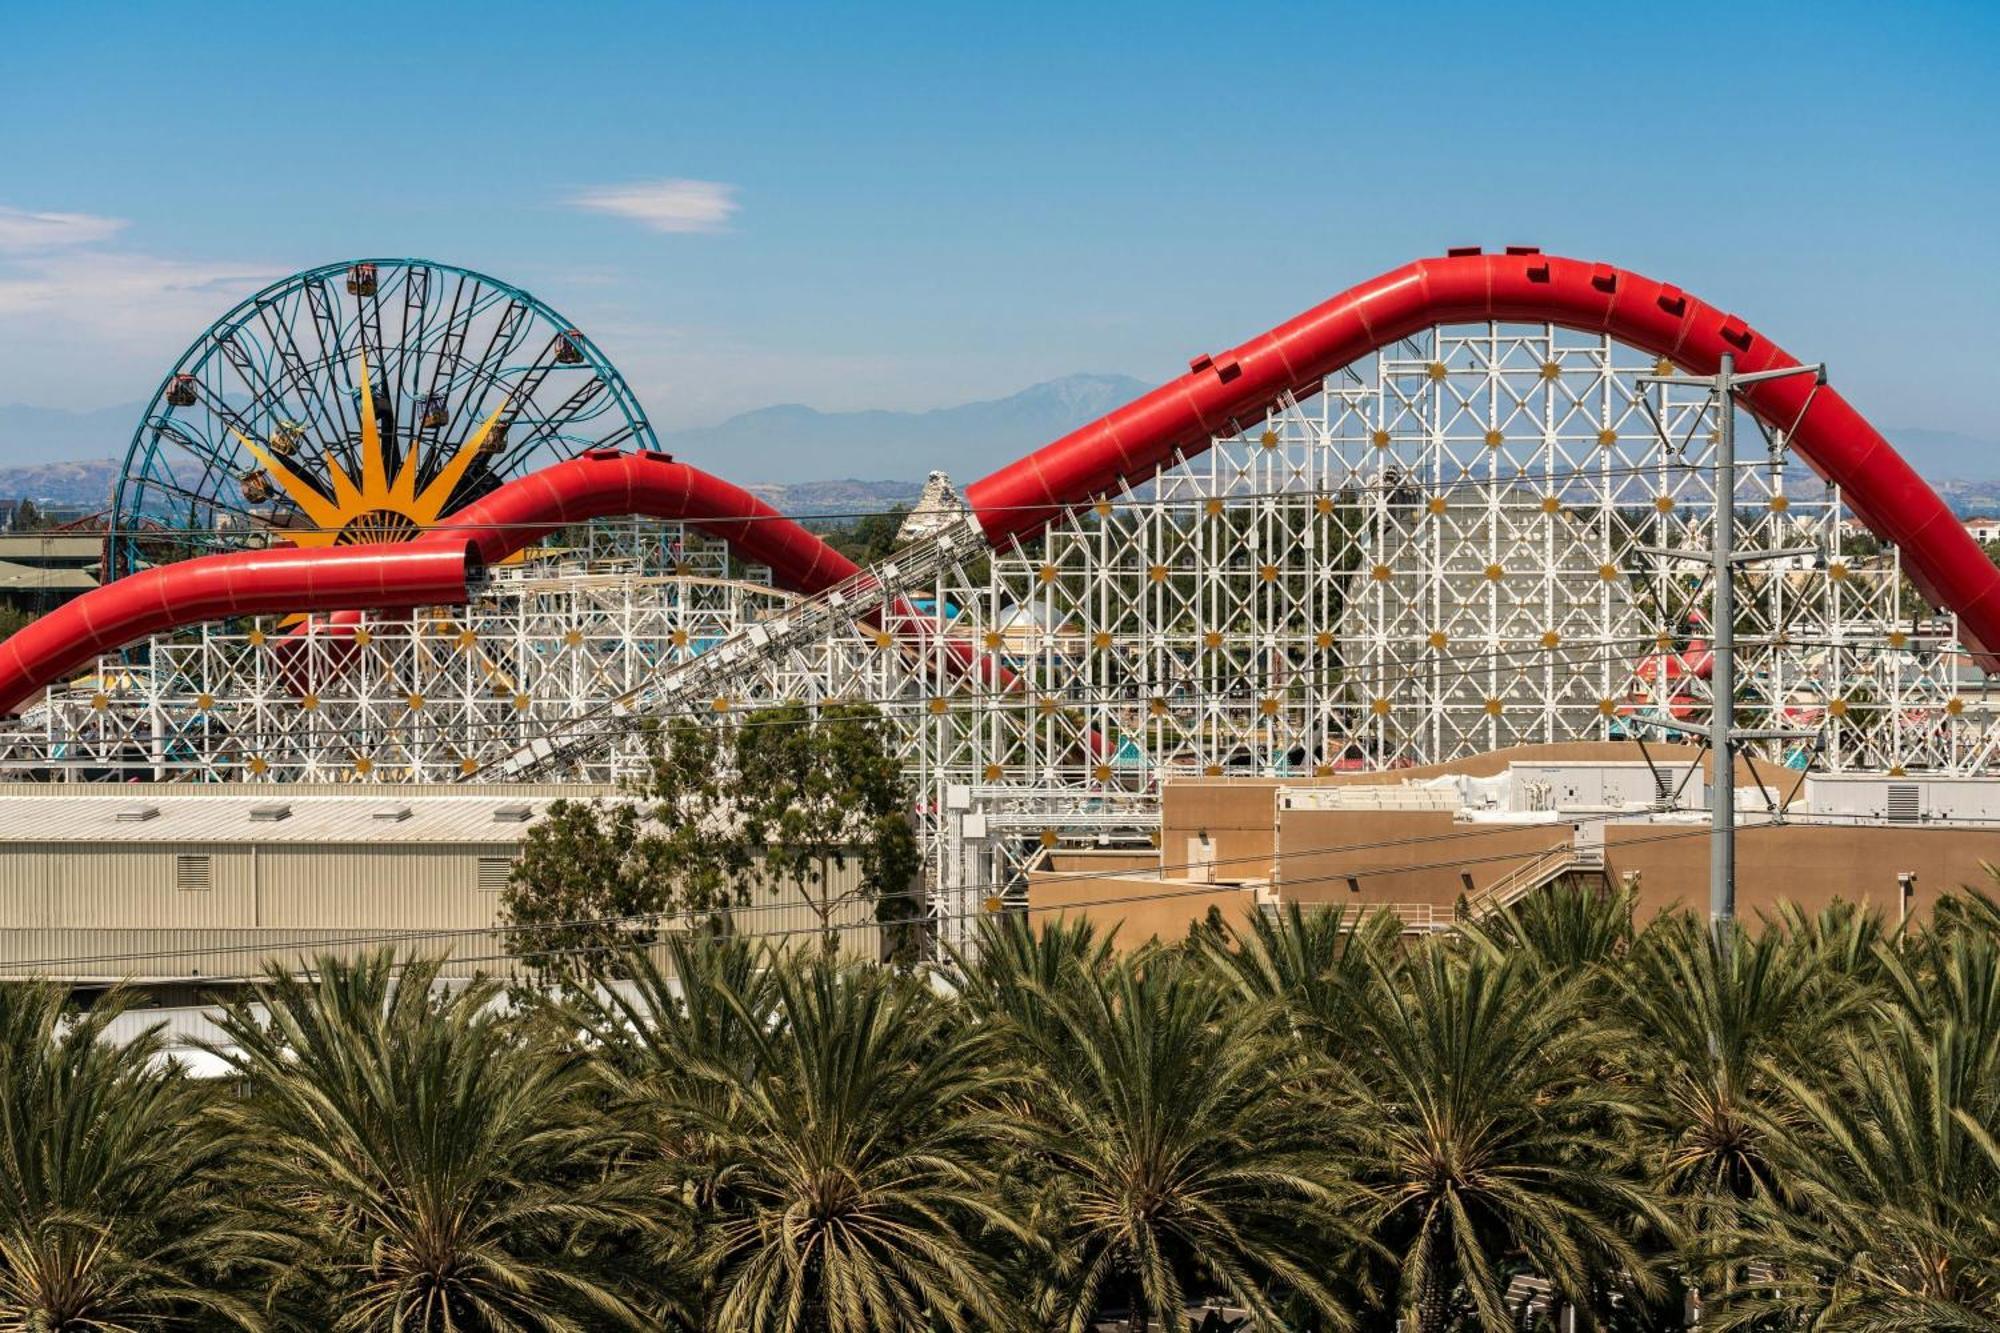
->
[106, 259, 657, 580]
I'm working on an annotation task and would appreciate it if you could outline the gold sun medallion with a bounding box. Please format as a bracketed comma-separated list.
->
[235, 352, 509, 549]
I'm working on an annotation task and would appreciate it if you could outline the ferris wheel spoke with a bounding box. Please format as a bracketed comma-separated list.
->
[257, 297, 356, 481]
[415, 271, 477, 449]
[210, 325, 304, 445]
[398, 266, 436, 449]
[305, 276, 368, 478]
[253, 293, 340, 444]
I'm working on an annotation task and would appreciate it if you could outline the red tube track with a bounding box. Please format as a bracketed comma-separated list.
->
[9, 249, 1992, 719]
[966, 249, 2000, 667]
[269, 449, 866, 675]
[0, 543, 478, 715]
[427, 448, 859, 592]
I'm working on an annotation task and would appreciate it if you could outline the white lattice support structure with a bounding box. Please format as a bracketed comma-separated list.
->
[9, 326, 1995, 928]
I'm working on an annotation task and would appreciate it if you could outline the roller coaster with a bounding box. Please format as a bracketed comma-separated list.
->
[4, 250, 1995, 938]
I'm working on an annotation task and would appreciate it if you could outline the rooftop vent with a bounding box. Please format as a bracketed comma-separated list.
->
[249, 803, 292, 823]
[372, 805, 413, 823]
[114, 805, 160, 822]
[491, 803, 533, 823]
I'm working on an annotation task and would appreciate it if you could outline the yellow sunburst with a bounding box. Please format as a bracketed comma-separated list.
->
[235, 351, 506, 547]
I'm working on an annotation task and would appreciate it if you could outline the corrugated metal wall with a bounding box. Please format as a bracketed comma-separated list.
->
[0, 842, 885, 982]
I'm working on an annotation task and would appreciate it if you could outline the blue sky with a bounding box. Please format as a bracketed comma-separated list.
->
[1, 0, 1995, 443]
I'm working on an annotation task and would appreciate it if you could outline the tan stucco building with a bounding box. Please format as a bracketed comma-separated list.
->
[1029, 743, 2000, 946]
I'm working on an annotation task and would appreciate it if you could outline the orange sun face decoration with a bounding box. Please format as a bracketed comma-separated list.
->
[235, 351, 507, 548]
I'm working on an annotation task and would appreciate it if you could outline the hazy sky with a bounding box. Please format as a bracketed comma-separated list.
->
[1, 0, 1995, 441]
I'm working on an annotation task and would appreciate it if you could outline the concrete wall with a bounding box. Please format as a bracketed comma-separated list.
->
[1160, 780, 1280, 880]
[1033, 742, 2000, 949]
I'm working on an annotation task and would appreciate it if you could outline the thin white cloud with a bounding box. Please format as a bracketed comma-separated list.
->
[0, 205, 282, 407]
[0, 205, 129, 253]
[567, 179, 739, 234]
[0, 251, 281, 333]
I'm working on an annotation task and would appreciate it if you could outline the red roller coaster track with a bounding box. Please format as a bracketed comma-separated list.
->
[4, 248, 1994, 718]
[967, 248, 2000, 664]
[0, 543, 480, 715]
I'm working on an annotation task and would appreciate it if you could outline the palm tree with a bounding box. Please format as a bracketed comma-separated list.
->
[1195, 900, 1395, 1035]
[1336, 943, 1665, 1332]
[649, 943, 1029, 1332]
[1463, 880, 1637, 984]
[949, 912, 1117, 1072]
[208, 951, 662, 1332]
[1769, 896, 1893, 1002]
[1611, 910, 1861, 1313]
[1733, 927, 2000, 1329]
[0, 982, 249, 1331]
[1016, 954, 1362, 1331]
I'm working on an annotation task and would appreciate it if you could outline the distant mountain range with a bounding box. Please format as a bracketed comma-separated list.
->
[659, 373, 1153, 483]
[3, 378, 1997, 517]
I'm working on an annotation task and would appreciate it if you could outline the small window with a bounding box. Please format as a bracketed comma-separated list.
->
[476, 856, 514, 892]
[174, 854, 212, 891]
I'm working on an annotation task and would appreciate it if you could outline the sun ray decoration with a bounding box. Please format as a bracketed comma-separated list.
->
[235, 351, 507, 548]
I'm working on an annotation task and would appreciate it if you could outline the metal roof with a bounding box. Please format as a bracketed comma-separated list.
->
[0, 558, 97, 589]
[0, 535, 103, 562]
[0, 790, 599, 844]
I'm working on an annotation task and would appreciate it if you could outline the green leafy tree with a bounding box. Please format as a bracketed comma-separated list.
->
[817, 505, 911, 565]
[0, 982, 249, 1331]
[503, 704, 916, 982]
[499, 718, 753, 987]
[208, 951, 667, 1331]
[733, 702, 920, 955]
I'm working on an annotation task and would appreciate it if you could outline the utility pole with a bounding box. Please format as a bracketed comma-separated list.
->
[1711, 354, 1737, 933]
[1635, 355, 1824, 941]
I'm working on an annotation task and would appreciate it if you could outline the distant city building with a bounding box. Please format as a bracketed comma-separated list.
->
[1965, 516, 2000, 544]
[2, 499, 100, 531]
